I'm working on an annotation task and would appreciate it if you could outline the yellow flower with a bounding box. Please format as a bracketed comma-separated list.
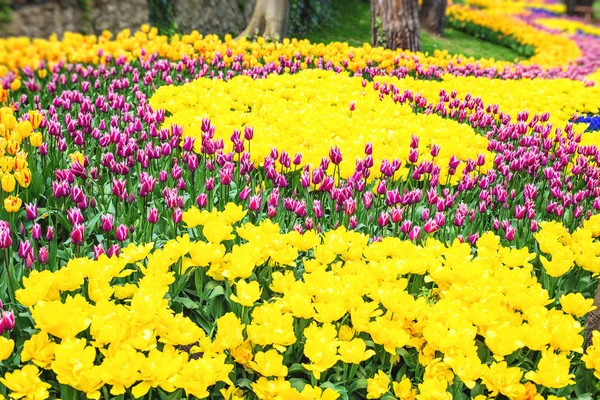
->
[220, 386, 245, 400]
[416, 378, 452, 400]
[51, 337, 97, 389]
[28, 111, 42, 129]
[582, 331, 600, 379]
[29, 131, 42, 147]
[302, 322, 339, 379]
[248, 349, 288, 377]
[4, 195, 22, 213]
[21, 332, 55, 369]
[367, 370, 390, 399]
[560, 293, 596, 318]
[393, 376, 416, 400]
[481, 361, 524, 398]
[0, 365, 51, 400]
[251, 376, 300, 399]
[213, 312, 245, 352]
[230, 280, 262, 307]
[10, 79, 21, 92]
[423, 358, 454, 384]
[69, 151, 85, 166]
[32, 295, 91, 339]
[0, 336, 14, 362]
[338, 338, 376, 364]
[525, 351, 575, 389]
[99, 346, 145, 395]
[14, 168, 31, 188]
[1, 173, 15, 192]
[301, 385, 341, 399]
[131, 345, 187, 398]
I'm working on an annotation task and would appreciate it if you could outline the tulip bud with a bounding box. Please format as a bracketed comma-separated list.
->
[45, 226, 55, 241]
[93, 244, 105, 260]
[378, 212, 390, 227]
[101, 214, 114, 232]
[24, 202, 38, 220]
[329, 146, 343, 165]
[147, 208, 159, 224]
[38, 246, 49, 265]
[115, 224, 129, 242]
[71, 223, 85, 245]
[196, 193, 208, 208]
[173, 208, 183, 224]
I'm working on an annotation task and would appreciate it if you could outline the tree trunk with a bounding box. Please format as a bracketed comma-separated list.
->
[565, 0, 577, 15]
[238, 0, 290, 40]
[585, 284, 600, 348]
[420, 0, 446, 36]
[371, 0, 420, 52]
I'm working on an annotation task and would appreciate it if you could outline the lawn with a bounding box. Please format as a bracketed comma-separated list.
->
[301, 0, 525, 61]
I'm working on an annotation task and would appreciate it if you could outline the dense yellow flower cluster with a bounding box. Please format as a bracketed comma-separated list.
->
[464, 0, 565, 14]
[536, 17, 600, 37]
[0, 107, 41, 212]
[377, 74, 600, 128]
[151, 69, 491, 180]
[447, 4, 581, 67]
[0, 18, 577, 80]
[4, 203, 596, 399]
[151, 70, 600, 180]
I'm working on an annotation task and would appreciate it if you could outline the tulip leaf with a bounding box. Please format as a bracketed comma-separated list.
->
[172, 296, 199, 310]
[348, 378, 368, 393]
[236, 378, 253, 389]
[288, 363, 306, 374]
[208, 285, 225, 300]
[321, 382, 348, 400]
[289, 377, 308, 392]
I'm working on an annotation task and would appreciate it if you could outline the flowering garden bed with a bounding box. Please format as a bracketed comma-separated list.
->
[1, 1, 600, 398]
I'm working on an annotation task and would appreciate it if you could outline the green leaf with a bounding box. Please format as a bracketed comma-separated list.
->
[289, 363, 306, 374]
[321, 382, 348, 400]
[208, 285, 225, 300]
[348, 378, 368, 393]
[289, 378, 308, 392]
[172, 296, 199, 310]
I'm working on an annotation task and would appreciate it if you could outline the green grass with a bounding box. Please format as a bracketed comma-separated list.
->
[301, 0, 525, 62]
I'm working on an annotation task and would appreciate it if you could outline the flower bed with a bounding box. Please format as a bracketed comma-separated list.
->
[0, 4, 600, 398]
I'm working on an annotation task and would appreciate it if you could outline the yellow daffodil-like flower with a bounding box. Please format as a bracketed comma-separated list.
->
[0, 336, 14, 362]
[302, 322, 339, 379]
[131, 345, 187, 398]
[480, 361, 524, 398]
[251, 376, 300, 399]
[32, 295, 92, 339]
[21, 332, 55, 369]
[230, 280, 262, 307]
[338, 338, 376, 364]
[583, 331, 600, 379]
[423, 358, 454, 384]
[0, 365, 51, 400]
[393, 376, 417, 400]
[300, 385, 341, 400]
[417, 378, 452, 400]
[525, 351, 576, 389]
[248, 349, 288, 377]
[220, 385, 245, 400]
[212, 312, 245, 352]
[367, 370, 391, 399]
[99, 346, 144, 395]
[560, 293, 596, 318]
